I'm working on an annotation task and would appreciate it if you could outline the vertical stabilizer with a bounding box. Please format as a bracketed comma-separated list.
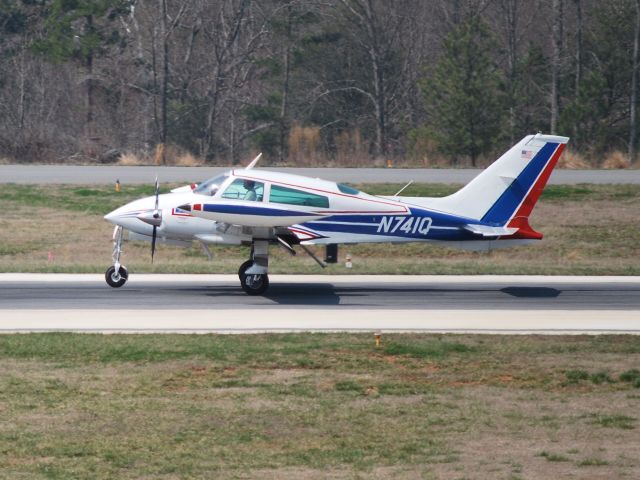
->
[432, 134, 568, 236]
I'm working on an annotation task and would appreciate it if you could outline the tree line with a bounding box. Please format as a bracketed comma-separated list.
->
[0, 0, 639, 166]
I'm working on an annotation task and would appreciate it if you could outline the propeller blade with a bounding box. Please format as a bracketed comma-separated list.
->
[154, 176, 160, 210]
[151, 176, 160, 263]
[151, 225, 157, 263]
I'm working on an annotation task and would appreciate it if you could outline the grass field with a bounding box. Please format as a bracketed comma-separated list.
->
[0, 183, 639, 275]
[0, 333, 639, 479]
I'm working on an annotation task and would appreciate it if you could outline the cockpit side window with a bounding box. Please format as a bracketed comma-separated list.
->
[194, 172, 229, 196]
[221, 178, 265, 202]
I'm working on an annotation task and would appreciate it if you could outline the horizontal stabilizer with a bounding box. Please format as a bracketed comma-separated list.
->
[464, 224, 519, 237]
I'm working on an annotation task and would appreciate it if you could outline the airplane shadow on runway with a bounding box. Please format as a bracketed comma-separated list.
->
[264, 283, 342, 305]
[261, 284, 499, 306]
[263, 284, 562, 305]
[500, 287, 561, 298]
[191, 283, 565, 306]
[203, 283, 345, 305]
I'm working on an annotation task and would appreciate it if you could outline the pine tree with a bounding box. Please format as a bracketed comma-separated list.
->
[421, 17, 503, 166]
[559, 0, 635, 155]
[513, 45, 550, 136]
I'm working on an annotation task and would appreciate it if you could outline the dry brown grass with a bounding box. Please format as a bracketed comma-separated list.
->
[288, 124, 322, 166]
[558, 149, 591, 169]
[335, 128, 369, 166]
[117, 151, 152, 166]
[602, 150, 632, 169]
[117, 145, 204, 167]
[173, 151, 203, 166]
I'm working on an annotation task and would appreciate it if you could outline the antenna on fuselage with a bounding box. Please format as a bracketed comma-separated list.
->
[394, 180, 414, 196]
[245, 152, 262, 170]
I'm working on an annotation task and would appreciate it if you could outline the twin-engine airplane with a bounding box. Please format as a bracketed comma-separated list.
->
[104, 133, 568, 295]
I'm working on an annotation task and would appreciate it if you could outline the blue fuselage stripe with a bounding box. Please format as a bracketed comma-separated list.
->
[203, 204, 315, 217]
[300, 209, 478, 241]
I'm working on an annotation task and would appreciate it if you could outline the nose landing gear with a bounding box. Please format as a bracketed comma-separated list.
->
[105, 265, 128, 288]
[106, 226, 128, 288]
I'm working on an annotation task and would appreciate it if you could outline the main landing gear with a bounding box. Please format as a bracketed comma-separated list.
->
[240, 269, 269, 295]
[238, 240, 270, 295]
[106, 226, 128, 288]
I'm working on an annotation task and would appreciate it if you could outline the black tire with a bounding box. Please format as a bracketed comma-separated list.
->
[238, 260, 254, 281]
[240, 273, 269, 295]
[105, 265, 128, 288]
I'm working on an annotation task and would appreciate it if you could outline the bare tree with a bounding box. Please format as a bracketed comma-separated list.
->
[573, 0, 582, 96]
[338, 0, 411, 157]
[550, 0, 562, 134]
[630, 0, 640, 162]
[500, 0, 518, 143]
[199, 0, 267, 161]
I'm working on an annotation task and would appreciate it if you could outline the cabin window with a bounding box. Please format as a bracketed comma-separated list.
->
[337, 183, 360, 195]
[269, 184, 329, 208]
[221, 178, 264, 201]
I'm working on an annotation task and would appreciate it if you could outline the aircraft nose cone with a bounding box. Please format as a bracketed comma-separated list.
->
[103, 196, 159, 234]
[104, 208, 120, 224]
[104, 203, 142, 226]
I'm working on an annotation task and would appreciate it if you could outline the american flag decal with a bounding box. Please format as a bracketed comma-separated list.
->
[521, 150, 533, 160]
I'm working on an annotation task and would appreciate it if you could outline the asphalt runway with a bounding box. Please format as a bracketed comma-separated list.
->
[1, 275, 638, 333]
[1, 165, 639, 184]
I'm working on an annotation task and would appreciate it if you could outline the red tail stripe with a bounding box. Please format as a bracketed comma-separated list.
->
[508, 143, 566, 225]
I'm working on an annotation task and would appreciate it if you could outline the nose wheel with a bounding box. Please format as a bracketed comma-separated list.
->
[105, 265, 128, 288]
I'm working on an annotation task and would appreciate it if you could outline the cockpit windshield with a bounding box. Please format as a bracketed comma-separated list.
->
[193, 172, 229, 196]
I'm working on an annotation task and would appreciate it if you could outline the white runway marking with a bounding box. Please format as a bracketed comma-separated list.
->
[0, 309, 638, 335]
